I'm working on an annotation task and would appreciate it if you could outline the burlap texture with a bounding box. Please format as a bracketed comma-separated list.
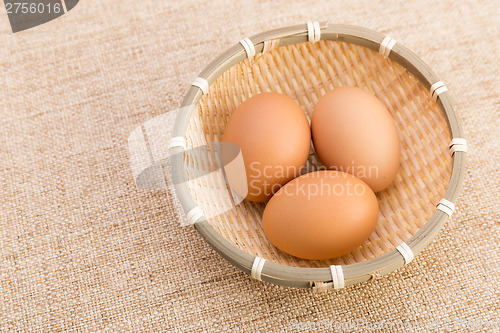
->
[0, 0, 498, 332]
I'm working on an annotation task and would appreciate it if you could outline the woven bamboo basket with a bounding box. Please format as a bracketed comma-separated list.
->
[170, 22, 466, 291]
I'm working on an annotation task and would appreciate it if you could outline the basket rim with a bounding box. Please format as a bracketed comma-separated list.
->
[170, 23, 466, 290]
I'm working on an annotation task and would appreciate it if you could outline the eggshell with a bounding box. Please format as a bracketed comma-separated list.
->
[311, 87, 400, 192]
[262, 170, 379, 260]
[222, 92, 311, 202]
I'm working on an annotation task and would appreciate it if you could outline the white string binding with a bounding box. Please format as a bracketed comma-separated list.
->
[186, 206, 204, 224]
[251, 257, 266, 281]
[239, 38, 256, 60]
[307, 21, 314, 42]
[168, 136, 186, 150]
[379, 36, 397, 58]
[313, 21, 320, 43]
[191, 77, 209, 95]
[329, 265, 345, 289]
[430, 81, 448, 101]
[437, 198, 456, 217]
[307, 21, 321, 43]
[396, 242, 414, 265]
[449, 138, 467, 154]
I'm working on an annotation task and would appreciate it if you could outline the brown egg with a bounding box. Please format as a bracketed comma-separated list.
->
[311, 87, 400, 192]
[262, 170, 379, 260]
[222, 92, 311, 202]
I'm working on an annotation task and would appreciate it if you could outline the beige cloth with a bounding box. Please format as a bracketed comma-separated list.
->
[0, 0, 498, 331]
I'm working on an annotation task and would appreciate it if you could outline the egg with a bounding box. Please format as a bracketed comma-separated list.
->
[311, 87, 400, 192]
[262, 170, 379, 260]
[222, 92, 311, 202]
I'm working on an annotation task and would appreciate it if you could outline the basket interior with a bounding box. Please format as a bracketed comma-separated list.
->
[184, 40, 452, 268]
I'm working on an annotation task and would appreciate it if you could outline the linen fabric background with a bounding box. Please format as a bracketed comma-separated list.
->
[0, 0, 498, 332]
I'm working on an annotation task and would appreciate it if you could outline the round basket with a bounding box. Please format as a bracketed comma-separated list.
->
[170, 23, 466, 291]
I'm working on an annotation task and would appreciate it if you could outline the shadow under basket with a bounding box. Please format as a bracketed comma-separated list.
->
[170, 23, 466, 291]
